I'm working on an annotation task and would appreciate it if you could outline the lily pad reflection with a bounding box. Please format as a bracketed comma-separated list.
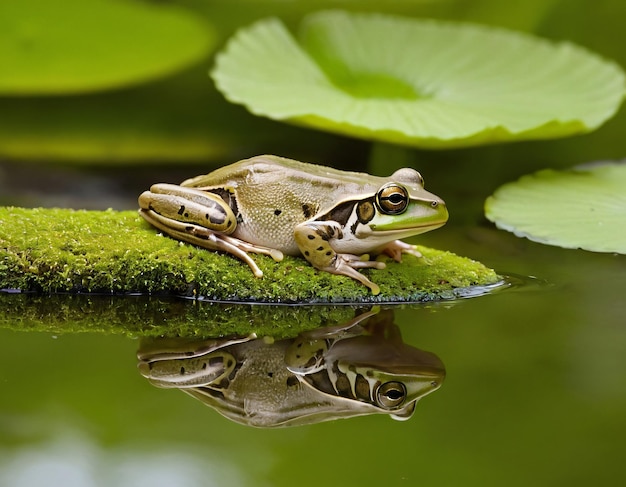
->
[138, 308, 445, 428]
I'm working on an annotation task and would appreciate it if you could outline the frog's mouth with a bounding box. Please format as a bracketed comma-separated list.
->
[369, 219, 447, 235]
[370, 204, 449, 233]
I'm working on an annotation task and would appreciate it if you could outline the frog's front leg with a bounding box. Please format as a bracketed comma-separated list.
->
[294, 222, 385, 295]
[285, 308, 379, 374]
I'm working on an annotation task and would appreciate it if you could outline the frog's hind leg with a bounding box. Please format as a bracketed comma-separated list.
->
[378, 239, 422, 262]
[139, 209, 283, 278]
[221, 235, 283, 262]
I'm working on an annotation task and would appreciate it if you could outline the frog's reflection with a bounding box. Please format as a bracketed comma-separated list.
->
[137, 309, 445, 428]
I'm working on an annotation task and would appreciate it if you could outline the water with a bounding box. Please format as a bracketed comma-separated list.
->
[1, 225, 625, 487]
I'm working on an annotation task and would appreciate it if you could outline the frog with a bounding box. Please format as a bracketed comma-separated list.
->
[138, 155, 448, 294]
[137, 309, 445, 427]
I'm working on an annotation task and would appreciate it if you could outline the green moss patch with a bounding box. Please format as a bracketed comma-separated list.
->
[0, 293, 360, 339]
[0, 207, 500, 303]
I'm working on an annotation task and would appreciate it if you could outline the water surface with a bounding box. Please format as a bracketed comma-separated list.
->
[1, 226, 625, 486]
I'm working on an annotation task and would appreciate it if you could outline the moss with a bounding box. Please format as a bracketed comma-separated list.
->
[0, 206, 503, 336]
[0, 206, 500, 302]
[0, 293, 360, 339]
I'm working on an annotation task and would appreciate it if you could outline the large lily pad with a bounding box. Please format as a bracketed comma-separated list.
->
[212, 10, 625, 148]
[485, 162, 626, 253]
[0, 0, 214, 94]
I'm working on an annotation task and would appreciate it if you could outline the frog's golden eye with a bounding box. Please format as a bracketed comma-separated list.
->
[376, 381, 407, 409]
[376, 184, 409, 215]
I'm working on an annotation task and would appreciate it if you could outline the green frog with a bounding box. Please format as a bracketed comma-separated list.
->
[138, 155, 448, 294]
[137, 310, 445, 427]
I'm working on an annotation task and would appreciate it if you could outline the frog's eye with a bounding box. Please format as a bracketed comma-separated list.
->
[376, 184, 409, 215]
[376, 381, 407, 409]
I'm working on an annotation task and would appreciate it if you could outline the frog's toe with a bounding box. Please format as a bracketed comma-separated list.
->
[269, 249, 284, 262]
[326, 255, 382, 295]
[348, 259, 386, 270]
[380, 240, 422, 262]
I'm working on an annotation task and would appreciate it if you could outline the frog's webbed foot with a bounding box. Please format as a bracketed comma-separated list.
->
[139, 209, 283, 278]
[294, 223, 384, 295]
[329, 254, 385, 295]
[378, 239, 422, 262]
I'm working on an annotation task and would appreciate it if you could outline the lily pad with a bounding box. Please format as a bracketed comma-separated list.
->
[485, 162, 626, 253]
[0, 0, 214, 94]
[212, 10, 625, 148]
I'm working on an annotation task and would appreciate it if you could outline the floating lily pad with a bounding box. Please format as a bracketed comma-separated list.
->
[0, 0, 214, 94]
[212, 10, 625, 148]
[485, 162, 626, 253]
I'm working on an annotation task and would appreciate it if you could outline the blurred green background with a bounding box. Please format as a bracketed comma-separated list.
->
[1, 1, 626, 486]
[1, 0, 626, 215]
